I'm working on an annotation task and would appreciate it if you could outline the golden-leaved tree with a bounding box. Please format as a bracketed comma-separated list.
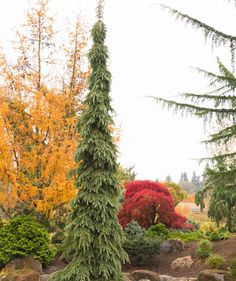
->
[0, 0, 89, 218]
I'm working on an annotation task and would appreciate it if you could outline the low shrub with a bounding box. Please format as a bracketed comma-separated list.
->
[146, 223, 170, 240]
[169, 230, 205, 242]
[124, 221, 160, 265]
[207, 229, 230, 241]
[0, 215, 56, 267]
[124, 236, 160, 266]
[124, 220, 146, 238]
[207, 229, 229, 241]
[199, 221, 219, 234]
[230, 257, 236, 277]
[196, 239, 212, 259]
[199, 222, 229, 241]
[205, 255, 225, 269]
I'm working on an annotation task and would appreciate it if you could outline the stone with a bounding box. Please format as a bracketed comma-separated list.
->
[158, 276, 197, 281]
[160, 239, 185, 254]
[0, 269, 40, 281]
[4, 258, 42, 274]
[39, 275, 50, 281]
[198, 269, 234, 281]
[171, 256, 193, 271]
[130, 270, 159, 281]
[124, 273, 134, 281]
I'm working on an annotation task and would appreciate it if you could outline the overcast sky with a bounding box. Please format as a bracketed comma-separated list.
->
[0, 0, 235, 182]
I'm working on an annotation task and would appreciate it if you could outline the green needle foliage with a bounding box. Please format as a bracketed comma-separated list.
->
[50, 2, 128, 281]
[153, 2, 236, 231]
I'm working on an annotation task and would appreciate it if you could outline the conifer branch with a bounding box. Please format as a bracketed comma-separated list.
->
[183, 93, 236, 103]
[161, 5, 236, 47]
[202, 125, 236, 144]
[195, 67, 236, 89]
[151, 96, 236, 118]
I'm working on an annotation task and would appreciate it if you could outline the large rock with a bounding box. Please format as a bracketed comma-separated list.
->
[4, 258, 42, 274]
[171, 256, 193, 271]
[0, 269, 40, 281]
[198, 269, 234, 281]
[160, 239, 185, 254]
[130, 270, 159, 281]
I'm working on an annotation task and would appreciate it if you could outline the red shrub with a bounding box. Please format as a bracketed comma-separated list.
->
[118, 180, 192, 230]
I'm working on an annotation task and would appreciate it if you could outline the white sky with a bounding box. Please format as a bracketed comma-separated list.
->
[0, 0, 235, 182]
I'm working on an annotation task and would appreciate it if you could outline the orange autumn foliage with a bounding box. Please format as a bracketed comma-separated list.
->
[0, 0, 89, 217]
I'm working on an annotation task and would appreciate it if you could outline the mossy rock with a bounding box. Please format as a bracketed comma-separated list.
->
[198, 269, 235, 281]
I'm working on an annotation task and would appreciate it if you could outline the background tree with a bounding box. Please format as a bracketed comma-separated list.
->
[0, 0, 89, 219]
[152, 2, 236, 230]
[191, 171, 202, 192]
[162, 181, 187, 206]
[50, 1, 128, 280]
[165, 175, 172, 182]
[179, 172, 195, 194]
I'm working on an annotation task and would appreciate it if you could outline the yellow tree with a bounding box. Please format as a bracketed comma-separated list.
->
[162, 181, 187, 206]
[0, 0, 89, 219]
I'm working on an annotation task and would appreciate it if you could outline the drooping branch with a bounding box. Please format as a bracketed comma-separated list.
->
[161, 5, 236, 48]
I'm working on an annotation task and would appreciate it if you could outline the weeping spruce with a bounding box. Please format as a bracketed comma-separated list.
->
[50, 3, 128, 281]
[153, 1, 236, 231]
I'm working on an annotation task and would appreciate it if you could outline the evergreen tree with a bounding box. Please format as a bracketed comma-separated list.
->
[152, 2, 236, 230]
[50, 1, 128, 280]
[179, 172, 189, 182]
[165, 174, 172, 182]
[191, 171, 202, 192]
[196, 160, 236, 232]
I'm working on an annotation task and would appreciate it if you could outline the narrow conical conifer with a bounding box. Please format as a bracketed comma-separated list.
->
[50, 2, 128, 280]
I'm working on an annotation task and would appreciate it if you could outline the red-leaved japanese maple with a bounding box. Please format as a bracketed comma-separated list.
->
[118, 180, 192, 229]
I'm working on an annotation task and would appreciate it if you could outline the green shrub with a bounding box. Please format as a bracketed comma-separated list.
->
[230, 257, 236, 277]
[199, 222, 229, 241]
[146, 223, 170, 240]
[207, 229, 230, 241]
[0, 215, 56, 267]
[169, 230, 205, 242]
[196, 239, 212, 259]
[124, 235, 160, 266]
[124, 220, 146, 238]
[124, 221, 160, 265]
[205, 255, 225, 269]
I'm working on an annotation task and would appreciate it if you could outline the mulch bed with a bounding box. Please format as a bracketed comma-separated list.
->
[44, 238, 236, 278]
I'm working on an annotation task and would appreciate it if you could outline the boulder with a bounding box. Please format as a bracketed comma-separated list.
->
[130, 270, 159, 281]
[160, 240, 185, 254]
[4, 258, 42, 274]
[171, 256, 193, 271]
[198, 269, 234, 281]
[0, 269, 40, 281]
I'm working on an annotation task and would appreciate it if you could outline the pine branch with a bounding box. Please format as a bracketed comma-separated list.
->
[161, 5, 236, 47]
[201, 152, 236, 161]
[202, 124, 236, 144]
[151, 96, 236, 118]
[183, 92, 236, 103]
[195, 67, 236, 89]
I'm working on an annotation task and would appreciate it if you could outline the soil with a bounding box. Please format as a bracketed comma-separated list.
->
[44, 237, 236, 278]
